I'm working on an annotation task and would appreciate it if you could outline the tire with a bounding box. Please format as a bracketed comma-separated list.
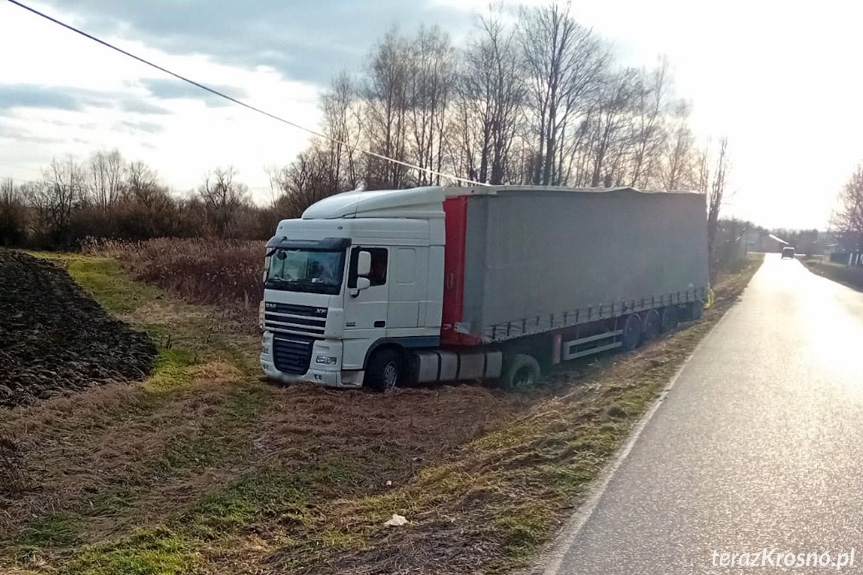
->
[688, 301, 705, 321]
[365, 348, 402, 392]
[501, 354, 541, 391]
[620, 313, 642, 352]
[660, 306, 679, 333]
[642, 309, 661, 343]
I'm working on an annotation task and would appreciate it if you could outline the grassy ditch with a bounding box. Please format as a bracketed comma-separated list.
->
[1, 253, 762, 575]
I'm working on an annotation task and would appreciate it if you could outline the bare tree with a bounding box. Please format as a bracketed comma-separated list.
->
[519, 2, 609, 185]
[126, 161, 164, 207]
[269, 144, 341, 218]
[405, 26, 455, 186]
[587, 68, 638, 187]
[25, 157, 86, 245]
[703, 138, 730, 280]
[455, 8, 524, 184]
[835, 165, 863, 252]
[321, 72, 363, 191]
[660, 101, 696, 190]
[198, 167, 248, 238]
[628, 58, 669, 187]
[363, 29, 412, 189]
[87, 149, 126, 211]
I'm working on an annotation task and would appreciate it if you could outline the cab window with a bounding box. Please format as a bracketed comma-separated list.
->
[348, 247, 388, 288]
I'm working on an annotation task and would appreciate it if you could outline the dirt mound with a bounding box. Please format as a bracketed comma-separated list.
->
[0, 250, 156, 408]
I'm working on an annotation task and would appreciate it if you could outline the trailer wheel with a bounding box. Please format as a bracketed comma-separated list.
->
[365, 348, 402, 392]
[660, 306, 679, 333]
[642, 309, 661, 343]
[621, 314, 642, 352]
[502, 354, 541, 390]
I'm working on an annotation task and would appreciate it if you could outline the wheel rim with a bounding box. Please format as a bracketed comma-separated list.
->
[513, 366, 534, 387]
[383, 361, 398, 389]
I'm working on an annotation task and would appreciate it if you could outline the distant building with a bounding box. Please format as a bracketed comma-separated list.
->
[744, 231, 789, 253]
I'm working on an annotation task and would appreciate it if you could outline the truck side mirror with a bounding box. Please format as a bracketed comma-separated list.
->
[351, 276, 371, 297]
[357, 250, 372, 277]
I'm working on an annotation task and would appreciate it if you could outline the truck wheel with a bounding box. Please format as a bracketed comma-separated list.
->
[660, 306, 679, 333]
[642, 309, 661, 343]
[502, 354, 541, 390]
[365, 348, 402, 392]
[621, 314, 642, 352]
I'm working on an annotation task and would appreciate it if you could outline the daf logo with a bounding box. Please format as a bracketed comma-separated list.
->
[265, 302, 277, 309]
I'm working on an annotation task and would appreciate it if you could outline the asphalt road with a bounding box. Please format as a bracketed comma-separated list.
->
[546, 255, 863, 574]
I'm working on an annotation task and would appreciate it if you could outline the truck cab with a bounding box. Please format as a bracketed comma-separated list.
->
[259, 187, 445, 389]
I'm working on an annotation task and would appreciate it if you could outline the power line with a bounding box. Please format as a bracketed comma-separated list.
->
[0, 175, 34, 185]
[0, 163, 41, 174]
[6, 0, 485, 188]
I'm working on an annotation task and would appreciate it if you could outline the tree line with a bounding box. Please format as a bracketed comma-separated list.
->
[0, 152, 274, 247]
[290, 4, 717, 197]
[0, 3, 731, 250]
[272, 3, 731, 275]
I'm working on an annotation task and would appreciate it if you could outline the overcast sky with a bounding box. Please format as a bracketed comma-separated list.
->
[1, 0, 861, 229]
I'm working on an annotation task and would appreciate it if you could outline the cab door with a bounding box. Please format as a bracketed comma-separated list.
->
[387, 247, 426, 330]
[342, 246, 389, 369]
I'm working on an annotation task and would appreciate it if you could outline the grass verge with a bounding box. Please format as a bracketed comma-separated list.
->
[1, 253, 763, 575]
[799, 257, 863, 292]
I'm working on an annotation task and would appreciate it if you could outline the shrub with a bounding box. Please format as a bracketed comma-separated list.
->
[88, 238, 266, 311]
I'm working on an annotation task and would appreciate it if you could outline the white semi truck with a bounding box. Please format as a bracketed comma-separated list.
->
[259, 186, 709, 390]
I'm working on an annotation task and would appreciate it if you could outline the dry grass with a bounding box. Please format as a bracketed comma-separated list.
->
[0, 358, 253, 543]
[800, 258, 863, 292]
[85, 238, 264, 329]
[0, 253, 763, 575]
[0, 436, 29, 496]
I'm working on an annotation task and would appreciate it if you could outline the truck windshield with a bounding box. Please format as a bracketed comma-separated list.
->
[266, 249, 345, 295]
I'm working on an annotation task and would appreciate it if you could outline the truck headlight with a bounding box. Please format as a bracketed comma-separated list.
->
[315, 356, 338, 365]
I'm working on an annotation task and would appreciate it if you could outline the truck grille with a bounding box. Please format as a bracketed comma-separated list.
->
[264, 302, 327, 338]
[272, 334, 315, 375]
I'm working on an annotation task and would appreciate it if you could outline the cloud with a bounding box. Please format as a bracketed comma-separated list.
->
[0, 84, 177, 121]
[118, 99, 170, 115]
[0, 121, 63, 146]
[139, 78, 247, 107]
[32, 0, 472, 85]
[117, 120, 163, 134]
[0, 84, 86, 112]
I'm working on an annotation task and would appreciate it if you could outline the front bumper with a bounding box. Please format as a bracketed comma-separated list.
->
[260, 333, 363, 388]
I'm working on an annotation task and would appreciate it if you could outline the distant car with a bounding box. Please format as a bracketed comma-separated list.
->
[781, 247, 796, 259]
